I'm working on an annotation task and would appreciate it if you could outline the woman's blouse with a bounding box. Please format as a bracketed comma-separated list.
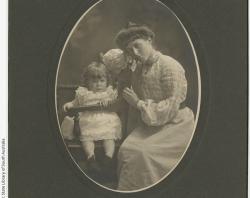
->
[131, 51, 187, 126]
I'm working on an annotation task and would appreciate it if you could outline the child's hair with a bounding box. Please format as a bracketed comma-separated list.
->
[102, 49, 126, 75]
[81, 61, 112, 88]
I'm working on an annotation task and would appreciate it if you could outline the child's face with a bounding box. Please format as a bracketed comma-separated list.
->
[88, 76, 108, 92]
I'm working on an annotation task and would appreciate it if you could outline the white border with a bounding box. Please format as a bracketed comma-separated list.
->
[55, 0, 201, 193]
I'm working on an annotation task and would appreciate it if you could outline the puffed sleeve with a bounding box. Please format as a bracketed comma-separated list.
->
[137, 57, 187, 126]
[71, 86, 88, 107]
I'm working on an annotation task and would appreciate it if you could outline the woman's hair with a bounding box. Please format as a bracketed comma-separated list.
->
[81, 61, 112, 88]
[115, 22, 155, 50]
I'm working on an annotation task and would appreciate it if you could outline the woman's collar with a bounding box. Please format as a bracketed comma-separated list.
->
[125, 51, 160, 72]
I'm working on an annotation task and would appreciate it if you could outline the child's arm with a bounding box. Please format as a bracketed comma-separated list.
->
[63, 101, 75, 112]
[62, 87, 83, 112]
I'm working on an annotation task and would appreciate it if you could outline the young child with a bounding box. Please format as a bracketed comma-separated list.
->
[62, 61, 122, 172]
[102, 48, 137, 76]
[102, 49, 126, 77]
[102, 49, 137, 95]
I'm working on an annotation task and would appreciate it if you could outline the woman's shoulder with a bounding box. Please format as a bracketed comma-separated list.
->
[157, 53, 185, 73]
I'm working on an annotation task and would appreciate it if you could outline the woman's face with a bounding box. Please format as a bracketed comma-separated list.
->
[126, 38, 153, 63]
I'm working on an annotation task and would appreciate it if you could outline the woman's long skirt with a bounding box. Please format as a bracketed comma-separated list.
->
[117, 107, 195, 191]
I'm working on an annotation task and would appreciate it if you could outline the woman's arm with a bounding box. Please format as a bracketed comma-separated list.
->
[137, 58, 187, 126]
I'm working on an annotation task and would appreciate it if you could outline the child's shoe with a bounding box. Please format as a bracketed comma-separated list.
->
[86, 156, 101, 178]
[102, 155, 113, 170]
[102, 155, 117, 181]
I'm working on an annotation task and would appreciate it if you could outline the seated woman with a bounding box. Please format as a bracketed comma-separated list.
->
[115, 23, 195, 191]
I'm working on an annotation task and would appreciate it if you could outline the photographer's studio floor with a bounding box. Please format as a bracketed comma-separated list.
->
[67, 140, 119, 189]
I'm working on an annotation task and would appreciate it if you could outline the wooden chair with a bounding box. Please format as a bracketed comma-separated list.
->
[64, 100, 125, 158]
[62, 101, 127, 187]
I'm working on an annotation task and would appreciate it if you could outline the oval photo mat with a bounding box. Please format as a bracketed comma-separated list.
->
[55, 0, 202, 193]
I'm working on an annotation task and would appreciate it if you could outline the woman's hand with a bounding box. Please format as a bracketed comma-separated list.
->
[122, 87, 139, 108]
[63, 102, 74, 112]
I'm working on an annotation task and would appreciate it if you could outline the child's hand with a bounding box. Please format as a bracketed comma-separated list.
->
[63, 102, 74, 112]
[99, 100, 109, 107]
[99, 100, 112, 107]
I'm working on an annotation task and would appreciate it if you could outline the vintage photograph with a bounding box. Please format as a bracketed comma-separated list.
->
[56, 0, 200, 192]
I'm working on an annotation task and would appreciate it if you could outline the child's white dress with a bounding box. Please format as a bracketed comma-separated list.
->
[61, 86, 122, 142]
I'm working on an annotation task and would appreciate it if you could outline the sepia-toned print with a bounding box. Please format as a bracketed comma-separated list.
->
[56, 0, 200, 192]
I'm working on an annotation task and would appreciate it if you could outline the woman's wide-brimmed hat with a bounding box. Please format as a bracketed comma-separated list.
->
[115, 22, 155, 50]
